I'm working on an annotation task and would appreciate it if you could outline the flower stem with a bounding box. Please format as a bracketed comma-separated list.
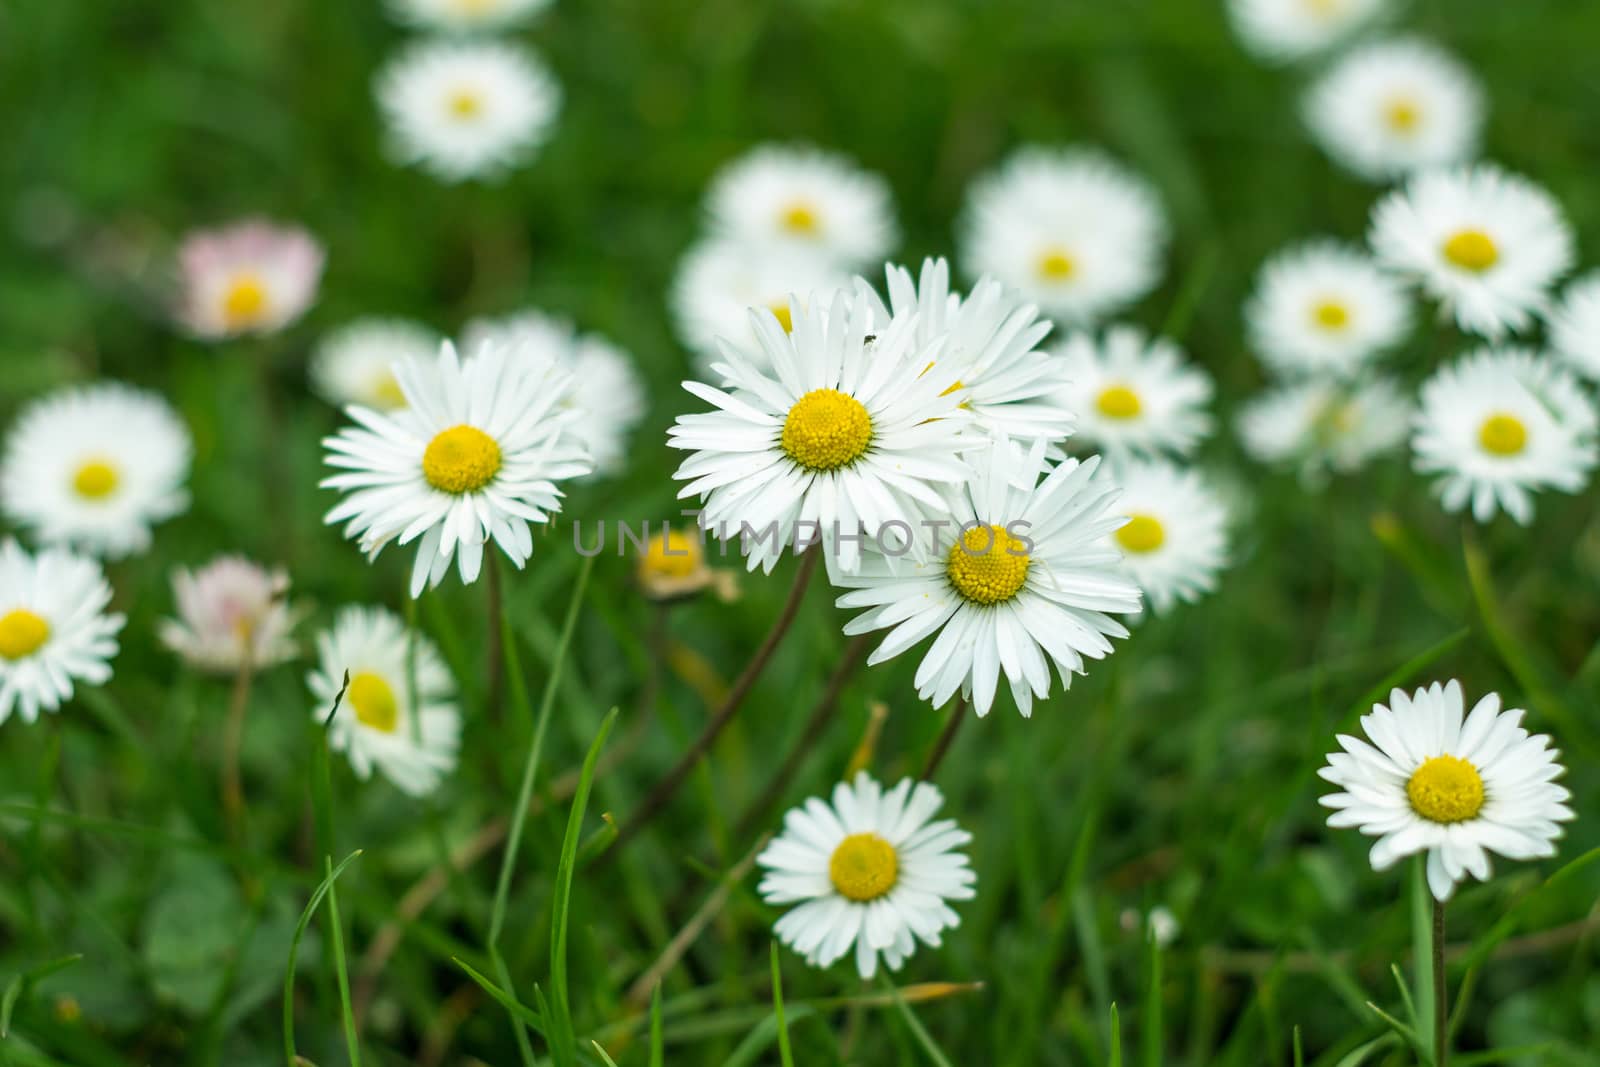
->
[484, 551, 504, 720]
[920, 696, 968, 781]
[1433, 895, 1448, 1067]
[220, 651, 257, 847]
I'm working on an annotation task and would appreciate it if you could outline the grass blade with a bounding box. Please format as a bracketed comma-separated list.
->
[452, 957, 547, 1032]
[649, 983, 665, 1067]
[282, 850, 362, 1066]
[1, 953, 83, 1038]
[325, 855, 361, 1067]
[770, 942, 795, 1067]
[881, 975, 957, 1067]
[1109, 1004, 1122, 1067]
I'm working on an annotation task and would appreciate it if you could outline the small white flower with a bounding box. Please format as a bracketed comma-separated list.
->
[0, 539, 123, 727]
[1411, 347, 1596, 525]
[387, 0, 552, 32]
[1057, 325, 1213, 461]
[1304, 38, 1484, 182]
[1238, 376, 1411, 484]
[1, 383, 192, 559]
[1547, 272, 1600, 382]
[1228, 0, 1389, 64]
[1369, 164, 1575, 340]
[177, 219, 324, 339]
[311, 318, 441, 411]
[703, 144, 897, 268]
[961, 147, 1168, 325]
[376, 39, 561, 183]
[1246, 241, 1413, 379]
[308, 606, 460, 796]
[1101, 459, 1229, 615]
[757, 771, 976, 979]
[159, 557, 302, 675]
[1320, 680, 1574, 901]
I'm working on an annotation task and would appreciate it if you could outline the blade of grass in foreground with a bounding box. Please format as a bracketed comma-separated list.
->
[881, 974, 957, 1067]
[770, 942, 795, 1067]
[325, 855, 362, 1067]
[283, 850, 362, 1067]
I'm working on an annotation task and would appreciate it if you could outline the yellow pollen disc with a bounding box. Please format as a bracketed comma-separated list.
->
[1115, 514, 1165, 554]
[1406, 754, 1485, 824]
[1442, 229, 1499, 273]
[1037, 248, 1076, 281]
[1477, 412, 1528, 457]
[1095, 384, 1142, 419]
[453, 0, 496, 12]
[0, 609, 51, 661]
[768, 302, 795, 333]
[372, 373, 408, 409]
[422, 425, 502, 494]
[779, 201, 820, 235]
[780, 389, 873, 472]
[72, 459, 120, 500]
[1385, 97, 1422, 134]
[946, 524, 1031, 605]
[1304, 0, 1343, 15]
[829, 832, 899, 902]
[640, 529, 702, 580]
[1312, 299, 1351, 331]
[347, 671, 400, 734]
[222, 274, 269, 328]
[448, 89, 484, 120]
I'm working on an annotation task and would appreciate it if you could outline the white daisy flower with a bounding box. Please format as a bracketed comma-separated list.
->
[1320, 680, 1574, 901]
[857, 258, 1075, 445]
[307, 605, 460, 797]
[1, 383, 192, 559]
[1228, 0, 1389, 64]
[1245, 241, 1413, 378]
[387, 0, 551, 32]
[1411, 347, 1596, 525]
[757, 771, 976, 979]
[1304, 38, 1484, 183]
[703, 144, 897, 268]
[1547, 272, 1600, 382]
[310, 318, 441, 411]
[1101, 459, 1228, 615]
[833, 439, 1140, 717]
[1369, 164, 1575, 340]
[376, 39, 561, 183]
[669, 290, 972, 574]
[0, 539, 123, 727]
[1238, 376, 1411, 483]
[960, 147, 1168, 325]
[159, 556, 301, 675]
[177, 219, 324, 340]
[1056, 325, 1213, 461]
[321, 341, 591, 597]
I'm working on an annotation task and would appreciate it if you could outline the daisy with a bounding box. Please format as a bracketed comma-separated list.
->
[669, 289, 972, 574]
[1369, 164, 1575, 340]
[177, 219, 324, 339]
[1304, 38, 1485, 183]
[387, 0, 552, 32]
[1238, 377, 1411, 483]
[635, 526, 737, 603]
[1320, 680, 1574, 901]
[159, 556, 302, 674]
[376, 39, 561, 183]
[757, 771, 976, 979]
[1548, 272, 1600, 382]
[1411, 348, 1596, 524]
[0, 539, 124, 727]
[1056, 326, 1213, 461]
[858, 258, 1075, 445]
[310, 318, 441, 411]
[307, 605, 460, 796]
[833, 439, 1140, 717]
[321, 341, 591, 597]
[1101, 459, 1228, 615]
[703, 144, 897, 268]
[960, 147, 1168, 324]
[1228, 0, 1389, 65]
[1245, 241, 1413, 378]
[1, 383, 192, 559]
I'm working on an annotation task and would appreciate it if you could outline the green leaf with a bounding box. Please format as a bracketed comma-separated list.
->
[1108, 1003, 1122, 1067]
[1332, 1034, 1400, 1067]
[0, 953, 83, 1037]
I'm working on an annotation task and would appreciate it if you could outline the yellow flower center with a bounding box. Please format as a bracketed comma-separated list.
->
[222, 273, 269, 329]
[1442, 229, 1499, 273]
[1477, 413, 1528, 457]
[448, 89, 484, 120]
[0, 609, 50, 661]
[946, 524, 1031, 606]
[372, 373, 408, 409]
[347, 671, 400, 733]
[780, 389, 873, 472]
[779, 201, 820, 235]
[640, 529, 703, 580]
[1115, 514, 1165, 554]
[1384, 97, 1422, 134]
[1095, 384, 1142, 419]
[1406, 754, 1485, 824]
[72, 459, 120, 500]
[1037, 248, 1076, 281]
[1312, 299, 1351, 331]
[422, 425, 502, 494]
[453, 0, 497, 12]
[1303, 0, 1343, 15]
[828, 832, 899, 902]
[768, 302, 795, 333]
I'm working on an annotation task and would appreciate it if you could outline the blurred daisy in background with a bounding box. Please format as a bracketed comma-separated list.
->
[757, 771, 976, 978]
[159, 556, 302, 674]
[1101, 459, 1229, 615]
[308, 605, 460, 797]
[311, 318, 440, 411]
[1412, 347, 1596, 524]
[634, 527, 737, 603]
[1320, 680, 1574, 901]
[1057, 325, 1213, 461]
[322, 342, 591, 597]
[833, 440, 1139, 717]
[1238, 376, 1411, 483]
[857, 258, 1075, 446]
[0, 539, 123, 727]
[387, 0, 552, 32]
[1, 383, 192, 559]
[177, 219, 324, 339]
[669, 291, 971, 575]
[1548, 272, 1600, 381]
[1304, 38, 1484, 183]
[961, 147, 1168, 324]
[376, 39, 561, 183]
[1228, 0, 1389, 64]
[1246, 241, 1412, 379]
[1369, 164, 1574, 340]
[703, 144, 897, 268]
